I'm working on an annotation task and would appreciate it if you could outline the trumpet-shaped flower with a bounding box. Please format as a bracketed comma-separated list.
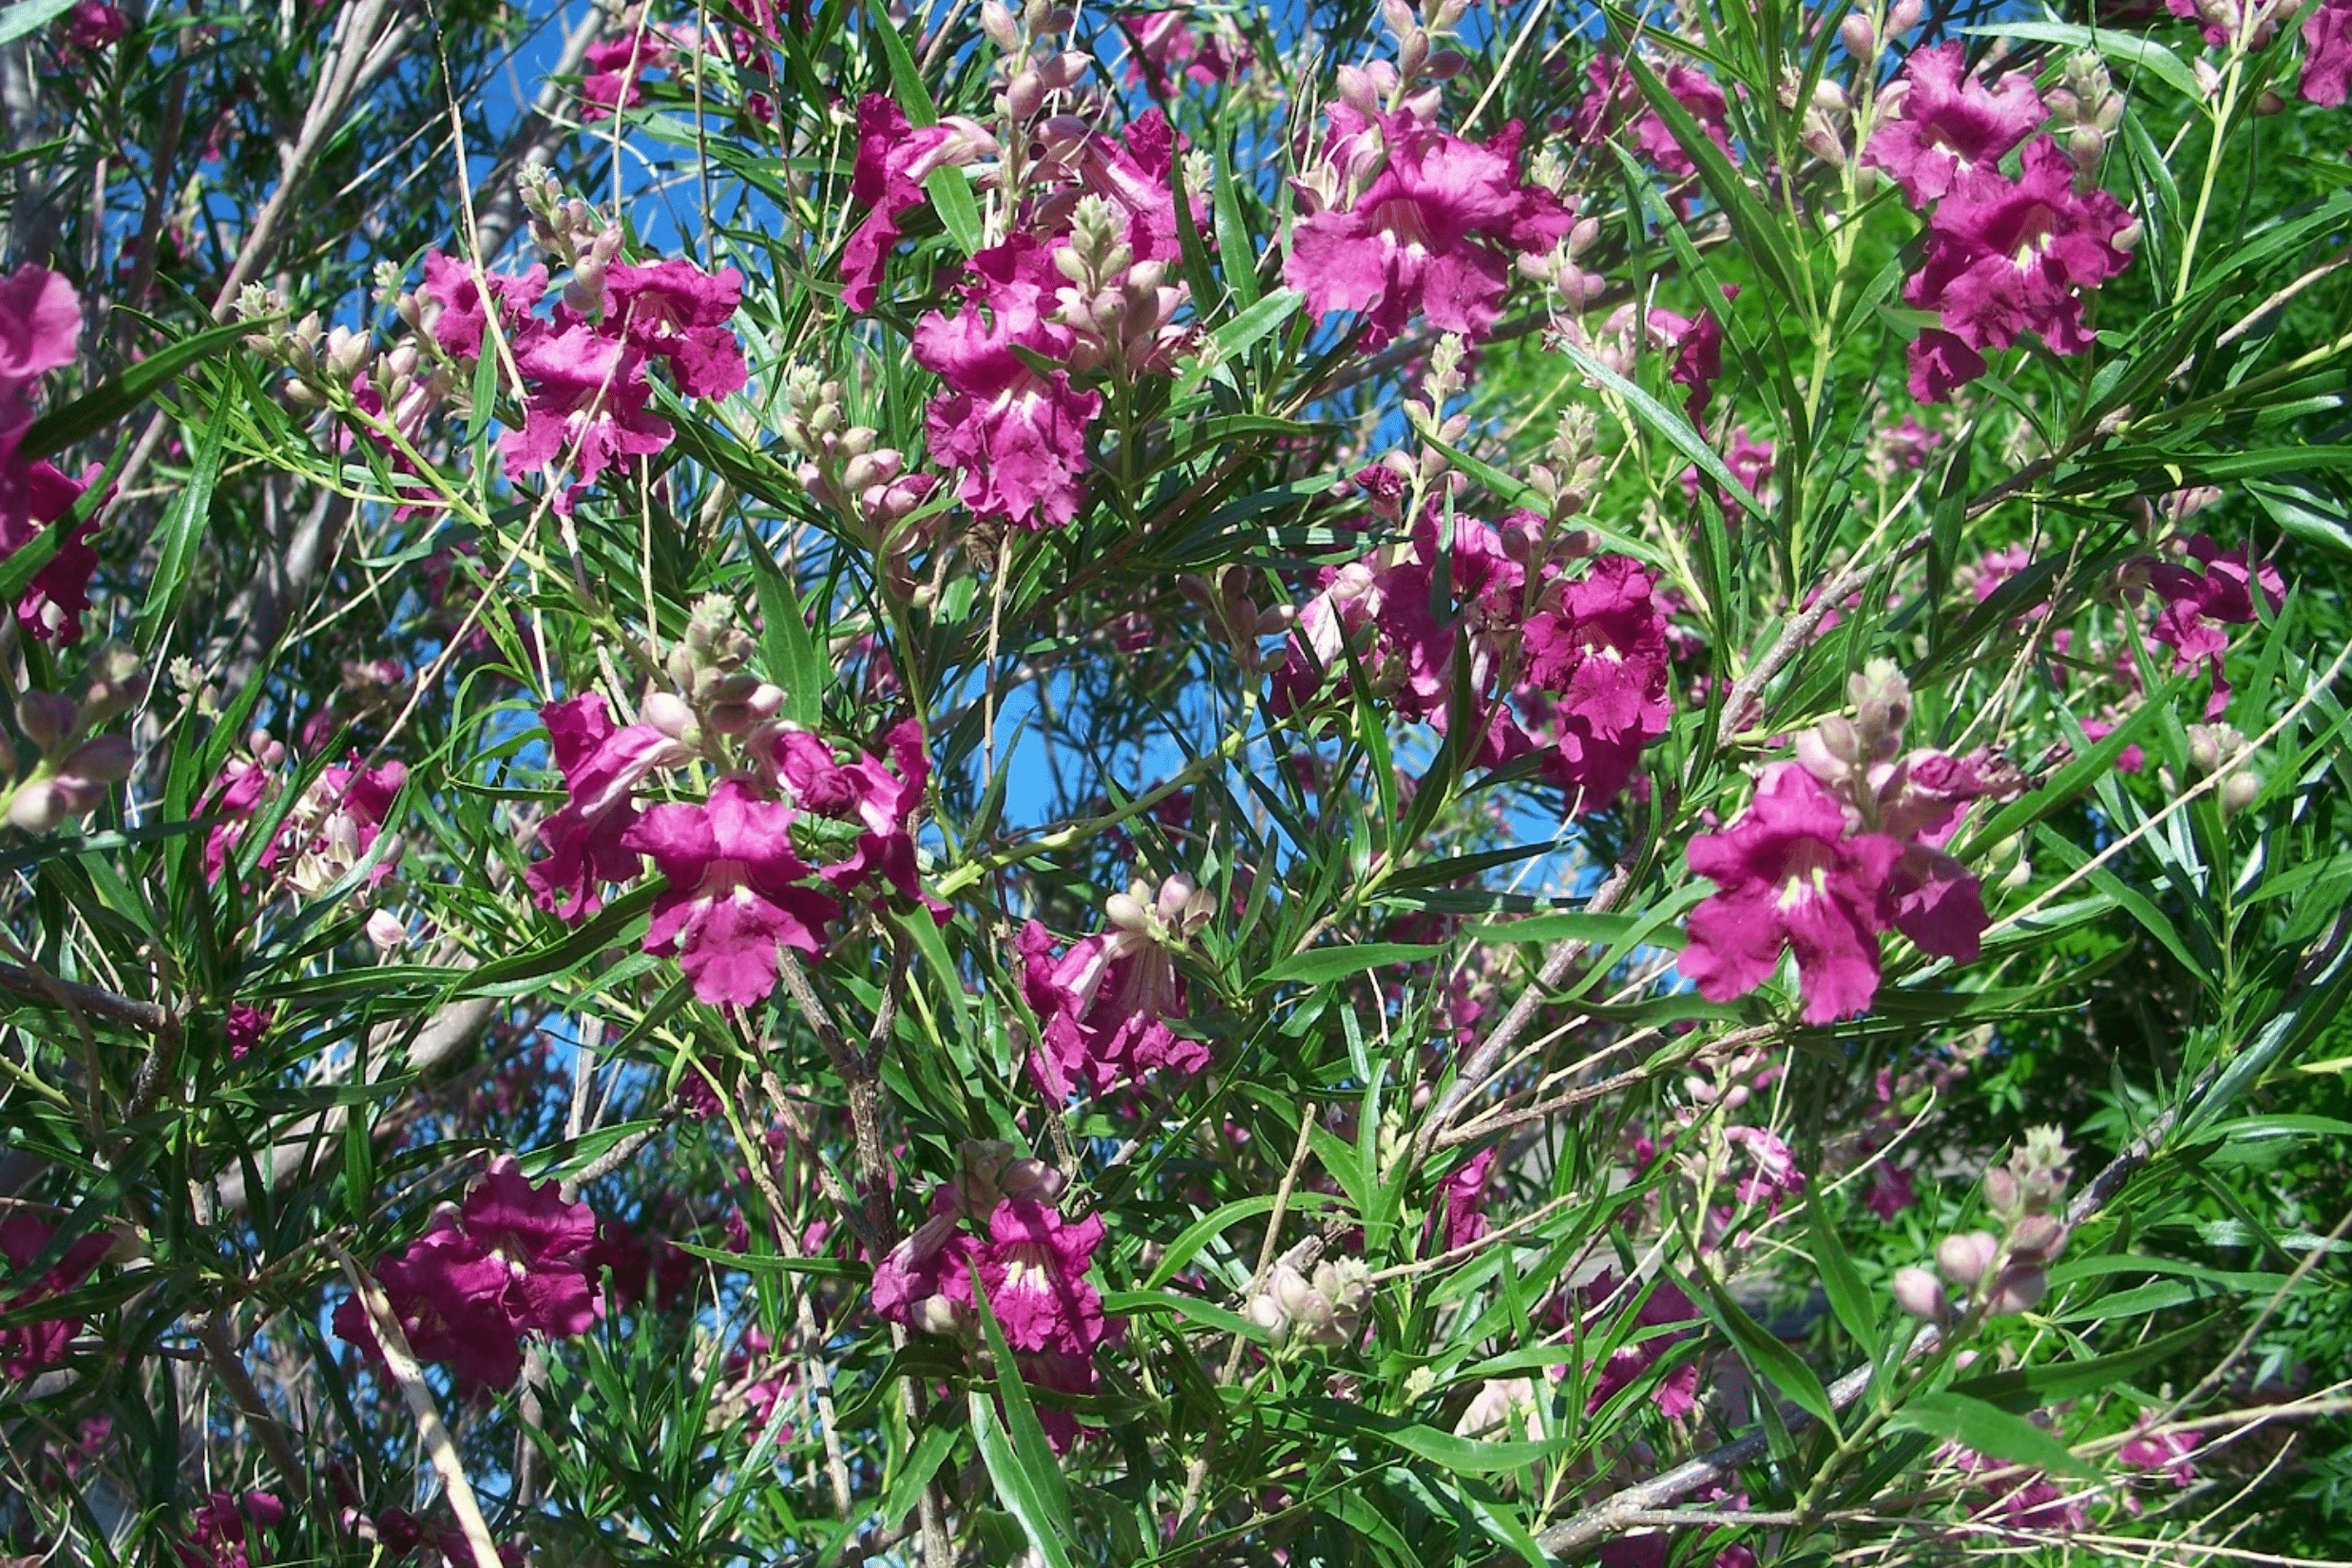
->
[621, 778, 840, 1006]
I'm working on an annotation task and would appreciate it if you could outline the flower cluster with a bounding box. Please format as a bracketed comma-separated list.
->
[1682, 661, 2013, 1023]
[1891, 1124, 2073, 1325]
[1019, 873, 1213, 1099]
[2141, 531, 2285, 717]
[1276, 505, 1673, 814]
[0, 264, 104, 644]
[333, 1157, 602, 1390]
[870, 1141, 1113, 1450]
[177, 1491, 285, 1568]
[0, 1216, 109, 1379]
[1868, 45, 2138, 401]
[1287, 62, 1577, 346]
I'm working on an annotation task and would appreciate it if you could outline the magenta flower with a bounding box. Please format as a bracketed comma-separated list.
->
[913, 238, 1102, 529]
[1682, 764, 1907, 1024]
[1906, 327, 1988, 405]
[418, 249, 546, 361]
[605, 258, 751, 399]
[497, 322, 675, 513]
[1438, 1147, 1498, 1251]
[224, 1003, 273, 1061]
[1903, 141, 2135, 375]
[64, 1, 128, 48]
[1578, 1273, 1702, 1418]
[526, 692, 691, 922]
[2306, 0, 2352, 104]
[1286, 110, 1573, 346]
[1864, 1161, 1918, 1220]
[1864, 43, 2047, 206]
[0, 456, 101, 643]
[1121, 7, 1246, 96]
[771, 718, 944, 914]
[580, 30, 674, 121]
[177, 1491, 285, 1568]
[1520, 555, 1673, 813]
[1018, 888, 1211, 1100]
[333, 1157, 601, 1391]
[0, 263, 82, 443]
[0, 1216, 108, 1379]
[2119, 1425, 2200, 1487]
[1632, 65, 1737, 182]
[621, 777, 840, 1006]
[2145, 533, 2285, 717]
[981, 1198, 1109, 1356]
[841, 95, 962, 313]
[1723, 1125, 1806, 1211]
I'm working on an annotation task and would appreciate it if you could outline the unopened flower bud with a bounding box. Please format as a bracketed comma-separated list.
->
[1888, 0, 1922, 34]
[1893, 1265, 1948, 1321]
[59, 735, 133, 785]
[2008, 1213, 2066, 1262]
[641, 690, 696, 741]
[365, 908, 410, 951]
[17, 691, 78, 751]
[1839, 11, 1875, 56]
[2221, 769, 2260, 815]
[1982, 1166, 2020, 1218]
[1983, 1264, 2047, 1316]
[1938, 1230, 2000, 1288]
[8, 779, 62, 832]
[981, 0, 1020, 49]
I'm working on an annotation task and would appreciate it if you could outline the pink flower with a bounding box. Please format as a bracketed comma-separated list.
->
[1906, 327, 1988, 405]
[771, 718, 945, 915]
[0, 263, 82, 437]
[63, 1, 127, 47]
[497, 322, 674, 513]
[0, 1216, 108, 1378]
[621, 778, 840, 1005]
[1864, 44, 2046, 206]
[1121, 7, 1246, 96]
[1682, 764, 1907, 1023]
[1438, 1147, 1498, 1251]
[1724, 1125, 1806, 1211]
[0, 457, 101, 643]
[177, 1491, 285, 1568]
[418, 249, 545, 361]
[224, 1003, 273, 1061]
[914, 239, 1102, 528]
[981, 1197, 1108, 1356]
[1633, 66, 1737, 182]
[1286, 110, 1573, 346]
[1578, 1274, 1701, 1417]
[1864, 1161, 1918, 1220]
[604, 258, 750, 398]
[1904, 141, 2136, 376]
[580, 30, 674, 121]
[840, 95, 967, 313]
[333, 1157, 601, 1390]
[1520, 555, 1674, 813]
[2118, 1425, 2200, 1486]
[2145, 533, 2285, 717]
[526, 692, 690, 923]
[1018, 889, 1210, 1100]
[2305, 0, 2352, 104]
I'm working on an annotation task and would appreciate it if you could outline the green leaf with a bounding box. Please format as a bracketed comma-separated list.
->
[1257, 942, 1444, 988]
[20, 316, 259, 460]
[1556, 337, 1766, 520]
[1961, 21, 2203, 103]
[747, 533, 827, 727]
[1808, 1201, 1880, 1350]
[966, 1281, 1079, 1568]
[136, 407, 226, 653]
[0, 0, 78, 50]
[1461, 911, 1651, 947]
[1886, 1391, 2095, 1480]
[1683, 1268, 1840, 1432]
[1142, 1191, 1343, 1290]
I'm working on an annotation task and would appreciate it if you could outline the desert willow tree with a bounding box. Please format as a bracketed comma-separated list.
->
[0, 0, 2349, 1562]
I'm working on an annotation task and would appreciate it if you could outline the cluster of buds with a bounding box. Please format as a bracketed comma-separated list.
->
[1894, 1125, 2073, 1324]
[950, 1138, 1066, 1222]
[1247, 1254, 1373, 1349]
[1515, 166, 1606, 314]
[651, 596, 785, 747]
[1521, 406, 1609, 535]
[7, 646, 142, 832]
[1103, 873, 1214, 967]
[238, 284, 452, 433]
[521, 166, 624, 315]
[1377, 0, 1472, 103]
[982, 1, 1087, 125]
[1177, 566, 1291, 675]
[1836, 0, 1922, 66]
[2174, 0, 2306, 55]
[2045, 52, 2126, 188]
[2178, 721, 2261, 815]
[1788, 70, 1855, 169]
[2124, 485, 2222, 550]
[1048, 192, 1190, 378]
[1795, 660, 1913, 803]
[776, 369, 939, 589]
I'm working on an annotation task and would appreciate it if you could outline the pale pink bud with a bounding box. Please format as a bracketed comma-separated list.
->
[8, 779, 63, 832]
[16, 691, 78, 751]
[365, 909, 410, 951]
[1892, 1265, 1947, 1321]
[1937, 1230, 2000, 1288]
[1983, 1264, 2047, 1316]
[1839, 11, 1875, 56]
